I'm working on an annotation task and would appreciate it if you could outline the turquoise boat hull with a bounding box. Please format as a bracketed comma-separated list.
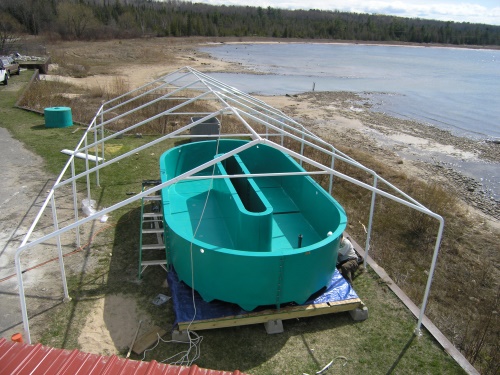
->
[160, 140, 347, 311]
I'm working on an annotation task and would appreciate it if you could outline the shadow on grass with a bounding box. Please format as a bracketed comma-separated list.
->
[0, 176, 68, 340]
[93, 200, 359, 371]
[34, 177, 462, 373]
[0, 178, 53, 258]
[0, 291, 64, 336]
[31, 124, 48, 131]
[59, 187, 106, 348]
[386, 333, 417, 375]
[300, 333, 322, 369]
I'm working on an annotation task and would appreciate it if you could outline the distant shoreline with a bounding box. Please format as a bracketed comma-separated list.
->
[199, 36, 500, 51]
[196, 42, 500, 142]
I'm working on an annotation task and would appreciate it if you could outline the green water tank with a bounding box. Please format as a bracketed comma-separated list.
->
[44, 107, 73, 128]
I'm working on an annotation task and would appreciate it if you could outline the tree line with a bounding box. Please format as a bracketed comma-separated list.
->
[1, 0, 500, 50]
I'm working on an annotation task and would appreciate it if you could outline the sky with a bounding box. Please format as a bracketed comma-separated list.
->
[191, 0, 500, 25]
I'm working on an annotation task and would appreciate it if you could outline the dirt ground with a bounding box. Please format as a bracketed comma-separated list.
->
[0, 127, 51, 338]
[0, 125, 149, 350]
[1, 37, 498, 355]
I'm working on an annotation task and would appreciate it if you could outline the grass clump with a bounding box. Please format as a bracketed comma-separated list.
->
[48, 49, 92, 78]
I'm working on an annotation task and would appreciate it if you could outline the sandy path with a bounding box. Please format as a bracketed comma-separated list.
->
[0, 127, 60, 339]
[77, 294, 154, 356]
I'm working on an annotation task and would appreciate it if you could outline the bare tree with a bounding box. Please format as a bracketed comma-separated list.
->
[56, 2, 98, 39]
[0, 11, 22, 54]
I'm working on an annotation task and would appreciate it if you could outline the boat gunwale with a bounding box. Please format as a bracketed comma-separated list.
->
[160, 140, 347, 255]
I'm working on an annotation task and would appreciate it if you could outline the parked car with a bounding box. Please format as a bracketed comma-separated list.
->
[0, 56, 20, 76]
[0, 64, 7, 85]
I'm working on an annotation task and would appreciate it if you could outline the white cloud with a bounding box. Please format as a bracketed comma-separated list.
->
[346, 1, 500, 24]
[194, 0, 500, 25]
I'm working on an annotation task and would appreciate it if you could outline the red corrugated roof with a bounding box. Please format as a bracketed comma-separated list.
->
[0, 338, 246, 375]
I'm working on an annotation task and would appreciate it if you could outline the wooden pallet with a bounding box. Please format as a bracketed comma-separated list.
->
[177, 298, 363, 331]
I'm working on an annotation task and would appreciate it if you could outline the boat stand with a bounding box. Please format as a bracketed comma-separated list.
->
[167, 269, 367, 337]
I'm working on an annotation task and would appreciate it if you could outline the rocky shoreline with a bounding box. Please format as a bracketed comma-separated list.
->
[424, 162, 499, 219]
[272, 91, 500, 222]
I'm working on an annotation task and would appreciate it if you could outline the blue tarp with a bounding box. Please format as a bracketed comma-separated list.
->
[168, 269, 359, 327]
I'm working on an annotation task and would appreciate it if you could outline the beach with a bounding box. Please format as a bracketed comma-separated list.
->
[39, 38, 499, 224]
[258, 90, 500, 221]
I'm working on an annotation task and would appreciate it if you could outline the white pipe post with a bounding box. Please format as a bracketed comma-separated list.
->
[91, 90, 213, 143]
[328, 152, 335, 195]
[100, 110, 105, 162]
[280, 121, 284, 146]
[51, 194, 70, 301]
[84, 136, 91, 201]
[185, 171, 329, 181]
[15, 254, 30, 344]
[300, 133, 305, 166]
[93, 120, 100, 187]
[364, 175, 378, 268]
[415, 218, 445, 335]
[95, 80, 204, 131]
[71, 159, 80, 248]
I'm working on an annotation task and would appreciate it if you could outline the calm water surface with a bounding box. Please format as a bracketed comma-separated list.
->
[200, 43, 500, 200]
[200, 43, 500, 139]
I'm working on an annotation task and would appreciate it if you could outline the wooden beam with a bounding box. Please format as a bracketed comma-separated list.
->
[132, 325, 167, 355]
[177, 298, 363, 331]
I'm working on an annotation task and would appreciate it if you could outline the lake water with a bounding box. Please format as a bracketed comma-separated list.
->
[200, 43, 500, 140]
[200, 43, 500, 201]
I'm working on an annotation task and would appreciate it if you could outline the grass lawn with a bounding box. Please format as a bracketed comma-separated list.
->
[0, 71, 466, 374]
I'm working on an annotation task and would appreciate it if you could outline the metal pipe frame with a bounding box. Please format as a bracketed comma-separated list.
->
[15, 66, 443, 343]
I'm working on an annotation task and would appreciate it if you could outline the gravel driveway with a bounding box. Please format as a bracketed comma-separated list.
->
[0, 127, 59, 341]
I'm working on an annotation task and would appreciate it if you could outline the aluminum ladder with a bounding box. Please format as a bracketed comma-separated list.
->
[138, 180, 167, 279]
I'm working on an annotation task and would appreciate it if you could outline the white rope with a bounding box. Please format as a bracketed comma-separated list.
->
[179, 114, 223, 365]
[144, 114, 224, 366]
[302, 356, 348, 375]
[142, 117, 226, 366]
[141, 331, 204, 366]
[186, 114, 222, 323]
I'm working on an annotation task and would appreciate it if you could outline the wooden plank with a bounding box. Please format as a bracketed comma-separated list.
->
[177, 298, 363, 331]
[132, 325, 167, 355]
[18, 57, 51, 74]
